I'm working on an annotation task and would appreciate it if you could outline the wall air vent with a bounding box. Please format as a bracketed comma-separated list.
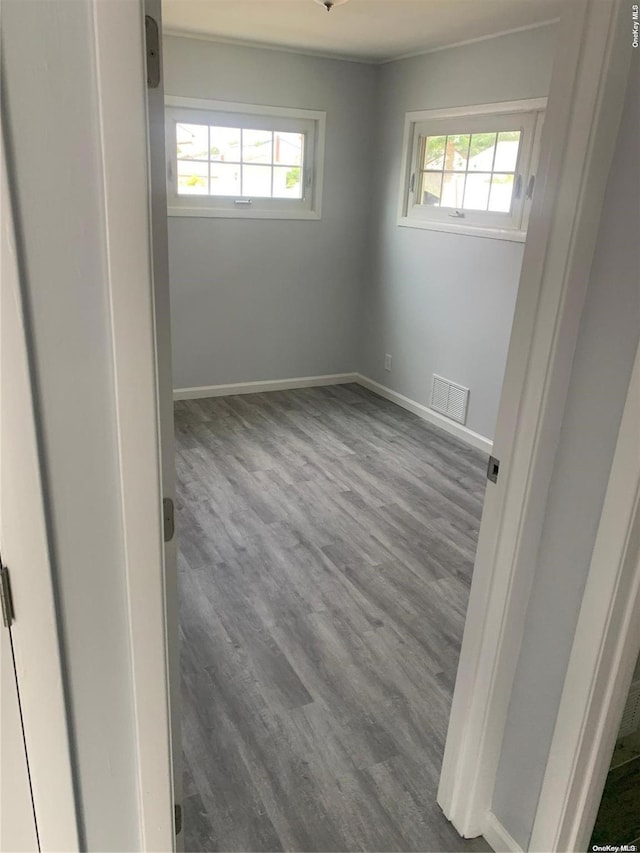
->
[619, 680, 640, 738]
[431, 375, 470, 425]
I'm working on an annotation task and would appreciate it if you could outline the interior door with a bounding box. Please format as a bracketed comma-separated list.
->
[0, 88, 78, 850]
[144, 0, 183, 842]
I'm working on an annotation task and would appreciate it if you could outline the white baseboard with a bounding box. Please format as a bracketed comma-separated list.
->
[173, 372, 358, 401]
[173, 371, 493, 453]
[483, 812, 525, 853]
[355, 374, 493, 454]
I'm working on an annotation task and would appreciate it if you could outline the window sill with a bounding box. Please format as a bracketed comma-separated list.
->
[168, 206, 322, 221]
[397, 216, 527, 242]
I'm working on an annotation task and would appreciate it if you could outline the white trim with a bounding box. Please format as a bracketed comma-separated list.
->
[529, 341, 640, 853]
[397, 220, 527, 242]
[356, 375, 493, 454]
[165, 95, 325, 123]
[162, 19, 560, 67]
[163, 28, 376, 65]
[92, 1, 174, 848]
[400, 99, 548, 124]
[381, 19, 560, 65]
[483, 812, 525, 853]
[174, 373, 358, 400]
[438, 0, 633, 838]
[167, 207, 321, 221]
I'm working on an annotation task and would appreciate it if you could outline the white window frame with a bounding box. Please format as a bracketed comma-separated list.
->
[398, 98, 546, 242]
[165, 96, 326, 220]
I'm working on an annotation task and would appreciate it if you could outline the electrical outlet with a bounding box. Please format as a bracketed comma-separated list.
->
[384, 354, 392, 371]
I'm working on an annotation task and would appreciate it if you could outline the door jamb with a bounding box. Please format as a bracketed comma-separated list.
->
[438, 0, 633, 838]
[92, 0, 175, 848]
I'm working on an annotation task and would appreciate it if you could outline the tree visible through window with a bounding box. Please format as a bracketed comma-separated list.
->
[420, 131, 521, 213]
[399, 100, 545, 239]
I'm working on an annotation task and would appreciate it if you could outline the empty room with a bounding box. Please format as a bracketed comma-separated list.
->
[3, 0, 640, 850]
[156, 1, 558, 850]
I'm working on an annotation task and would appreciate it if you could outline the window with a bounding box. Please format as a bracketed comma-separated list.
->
[165, 97, 326, 219]
[398, 99, 546, 241]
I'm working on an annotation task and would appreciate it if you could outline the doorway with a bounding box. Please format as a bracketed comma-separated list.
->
[150, 4, 561, 851]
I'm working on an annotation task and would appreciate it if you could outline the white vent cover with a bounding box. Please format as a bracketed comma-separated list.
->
[619, 680, 640, 738]
[431, 375, 469, 425]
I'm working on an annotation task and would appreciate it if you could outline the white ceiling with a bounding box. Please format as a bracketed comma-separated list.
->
[161, 0, 561, 63]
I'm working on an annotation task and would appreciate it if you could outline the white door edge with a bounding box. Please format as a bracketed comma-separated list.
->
[1, 82, 80, 851]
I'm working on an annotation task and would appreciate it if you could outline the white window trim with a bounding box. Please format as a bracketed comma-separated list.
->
[165, 96, 326, 220]
[397, 98, 547, 242]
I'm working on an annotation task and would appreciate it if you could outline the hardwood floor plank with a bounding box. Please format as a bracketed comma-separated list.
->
[177, 384, 490, 852]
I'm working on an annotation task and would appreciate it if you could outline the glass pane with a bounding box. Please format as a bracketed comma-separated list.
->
[441, 172, 466, 208]
[420, 172, 443, 206]
[176, 123, 208, 160]
[494, 131, 521, 172]
[273, 166, 302, 198]
[488, 173, 515, 213]
[463, 172, 491, 210]
[209, 126, 241, 162]
[242, 165, 272, 197]
[210, 163, 241, 196]
[242, 129, 273, 164]
[177, 160, 208, 195]
[468, 133, 498, 171]
[274, 132, 303, 166]
[447, 134, 471, 171]
[423, 136, 446, 170]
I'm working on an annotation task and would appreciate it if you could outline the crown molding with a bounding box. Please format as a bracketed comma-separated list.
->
[162, 28, 377, 64]
[163, 17, 560, 67]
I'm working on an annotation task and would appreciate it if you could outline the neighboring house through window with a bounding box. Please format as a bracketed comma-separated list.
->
[399, 99, 546, 241]
[165, 97, 326, 219]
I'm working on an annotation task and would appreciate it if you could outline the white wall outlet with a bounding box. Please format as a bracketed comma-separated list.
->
[384, 354, 392, 371]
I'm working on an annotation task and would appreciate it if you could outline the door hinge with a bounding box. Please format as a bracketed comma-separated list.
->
[487, 455, 500, 484]
[163, 498, 175, 542]
[174, 802, 182, 836]
[145, 15, 161, 89]
[0, 559, 15, 628]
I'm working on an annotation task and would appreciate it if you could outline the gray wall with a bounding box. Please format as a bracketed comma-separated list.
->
[360, 24, 558, 439]
[165, 28, 558, 441]
[2, 2, 140, 849]
[163, 36, 376, 390]
[492, 53, 640, 849]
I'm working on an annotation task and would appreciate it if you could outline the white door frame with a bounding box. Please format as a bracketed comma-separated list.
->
[438, 0, 633, 840]
[529, 339, 640, 853]
[86, 0, 636, 848]
[92, 0, 175, 848]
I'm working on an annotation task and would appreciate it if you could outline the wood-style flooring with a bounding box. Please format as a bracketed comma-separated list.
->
[175, 383, 490, 852]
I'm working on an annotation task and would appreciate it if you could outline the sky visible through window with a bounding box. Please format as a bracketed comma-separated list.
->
[419, 130, 521, 213]
[176, 123, 304, 199]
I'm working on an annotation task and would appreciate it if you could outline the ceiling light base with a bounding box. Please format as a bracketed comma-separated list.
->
[313, 0, 349, 11]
